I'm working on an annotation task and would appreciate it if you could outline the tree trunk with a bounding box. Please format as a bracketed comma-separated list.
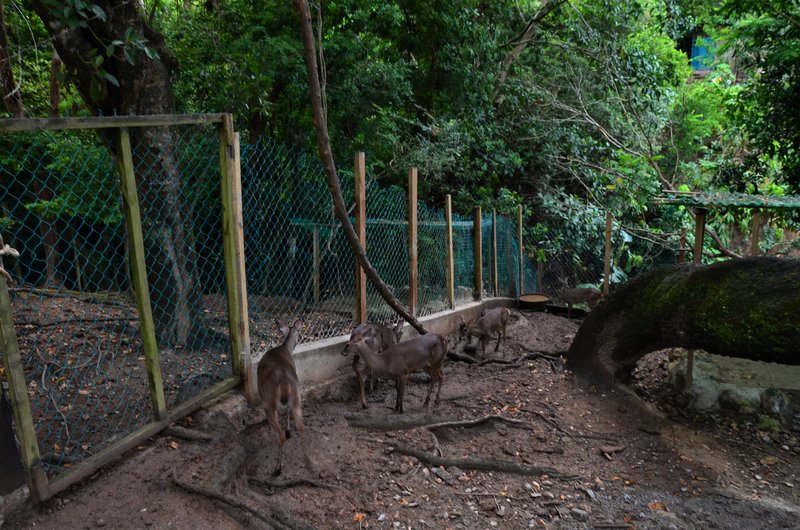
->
[293, 0, 427, 334]
[567, 257, 800, 385]
[30, 0, 205, 347]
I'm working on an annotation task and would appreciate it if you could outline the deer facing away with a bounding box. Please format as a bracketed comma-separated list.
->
[341, 321, 404, 409]
[351, 332, 447, 413]
[459, 307, 510, 358]
[257, 319, 314, 476]
[560, 286, 602, 319]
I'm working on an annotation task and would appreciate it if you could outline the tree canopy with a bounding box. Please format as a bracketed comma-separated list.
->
[3, 0, 800, 270]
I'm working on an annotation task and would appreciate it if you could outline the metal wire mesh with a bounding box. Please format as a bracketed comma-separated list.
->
[240, 138, 358, 350]
[3, 122, 633, 483]
[365, 182, 408, 321]
[0, 122, 235, 477]
[1, 128, 150, 476]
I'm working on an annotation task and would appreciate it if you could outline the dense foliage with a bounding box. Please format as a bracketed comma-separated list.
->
[3, 0, 800, 272]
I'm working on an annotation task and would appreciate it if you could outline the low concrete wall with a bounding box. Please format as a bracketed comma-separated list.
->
[252, 298, 515, 391]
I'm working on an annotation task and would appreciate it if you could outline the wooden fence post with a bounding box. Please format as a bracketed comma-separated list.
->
[0, 261, 49, 501]
[408, 168, 418, 316]
[354, 152, 367, 323]
[678, 228, 687, 264]
[473, 206, 482, 300]
[445, 194, 455, 309]
[116, 127, 166, 420]
[518, 205, 524, 295]
[492, 209, 498, 297]
[219, 125, 253, 402]
[693, 208, 707, 264]
[603, 211, 612, 295]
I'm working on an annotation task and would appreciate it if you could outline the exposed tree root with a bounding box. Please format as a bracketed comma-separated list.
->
[173, 470, 286, 530]
[250, 476, 337, 491]
[344, 413, 537, 433]
[447, 350, 478, 364]
[387, 444, 578, 480]
[211, 443, 247, 493]
[165, 425, 215, 441]
[343, 412, 449, 431]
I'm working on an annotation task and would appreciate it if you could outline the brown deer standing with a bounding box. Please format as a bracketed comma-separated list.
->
[351, 333, 447, 413]
[560, 286, 602, 319]
[341, 321, 404, 409]
[257, 319, 314, 476]
[459, 307, 510, 358]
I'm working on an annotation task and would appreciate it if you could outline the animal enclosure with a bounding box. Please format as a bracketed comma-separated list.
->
[1, 113, 634, 501]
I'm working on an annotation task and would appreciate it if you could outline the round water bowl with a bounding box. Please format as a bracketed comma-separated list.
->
[518, 293, 551, 311]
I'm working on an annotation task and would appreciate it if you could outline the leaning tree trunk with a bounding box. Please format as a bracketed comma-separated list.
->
[567, 257, 800, 386]
[30, 0, 205, 348]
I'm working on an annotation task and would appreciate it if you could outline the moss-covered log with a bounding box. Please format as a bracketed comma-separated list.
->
[567, 257, 800, 385]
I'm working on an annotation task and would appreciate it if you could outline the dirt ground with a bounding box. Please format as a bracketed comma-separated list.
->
[5, 310, 800, 530]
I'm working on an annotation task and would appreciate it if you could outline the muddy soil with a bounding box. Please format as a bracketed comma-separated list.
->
[5, 311, 800, 530]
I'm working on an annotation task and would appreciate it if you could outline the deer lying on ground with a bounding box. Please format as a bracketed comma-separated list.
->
[459, 307, 510, 358]
[257, 319, 314, 476]
[350, 333, 448, 413]
[560, 286, 602, 319]
[341, 321, 404, 409]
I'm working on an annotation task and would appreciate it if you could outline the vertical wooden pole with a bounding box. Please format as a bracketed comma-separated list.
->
[517, 205, 524, 295]
[492, 209, 498, 297]
[354, 152, 367, 324]
[116, 127, 165, 420]
[693, 208, 707, 264]
[678, 228, 687, 264]
[408, 168, 418, 316]
[473, 206, 482, 300]
[0, 261, 49, 500]
[224, 130, 254, 402]
[312, 224, 321, 305]
[750, 210, 762, 256]
[445, 194, 455, 310]
[603, 211, 612, 295]
[687, 207, 708, 388]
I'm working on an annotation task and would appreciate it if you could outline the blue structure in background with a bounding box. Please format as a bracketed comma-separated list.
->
[691, 36, 714, 70]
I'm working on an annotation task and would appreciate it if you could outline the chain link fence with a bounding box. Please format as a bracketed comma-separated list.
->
[0, 118, 238, 485]
[2, 115, 677, 497]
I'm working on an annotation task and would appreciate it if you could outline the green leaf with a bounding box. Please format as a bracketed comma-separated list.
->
[90, 4, 106, 21]
[102, 71, 120, 87]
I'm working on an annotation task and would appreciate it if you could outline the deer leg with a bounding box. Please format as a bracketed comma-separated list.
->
[292, 403, 316, 475]
[494, 331, 502, 352]
[283, 407, 292, 439]
[353, 356, 369, 409]
[357, 364, 369, 409]
[433, 368, 443, 407]
[266, 409, 286, 476]
[395, 377, 406, 413]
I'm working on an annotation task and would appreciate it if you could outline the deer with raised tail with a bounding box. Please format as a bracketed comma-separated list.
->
[459, 307, 510, 358]
[350, 332, 447, 413]
[560, 286, 602, 319]
[341, 320, 404, 409]
[257, 319, 314, 476]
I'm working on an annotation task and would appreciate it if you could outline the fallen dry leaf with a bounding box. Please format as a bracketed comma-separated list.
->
[353, 513, 366, 522]
[648, 501, 667, 511]
[169, 441, 180, 450]
[760, 456, 778, 465]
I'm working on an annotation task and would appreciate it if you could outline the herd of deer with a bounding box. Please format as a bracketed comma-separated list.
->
[256, 285, 602, 476]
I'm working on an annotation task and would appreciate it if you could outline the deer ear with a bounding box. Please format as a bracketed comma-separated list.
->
[292, 319, 302, 331]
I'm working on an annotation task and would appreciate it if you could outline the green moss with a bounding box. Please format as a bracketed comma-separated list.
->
[758, 415, 782, 431]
